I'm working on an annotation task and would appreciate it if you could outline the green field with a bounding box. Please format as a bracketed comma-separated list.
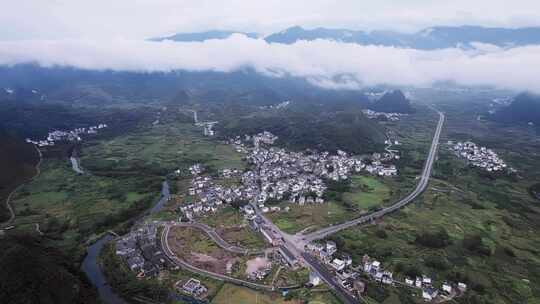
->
[10, 159, 159, 250]
[212, 284, 290, 304]
[268, 175, 393, 234]
[268, 202, 351, 234]
[330, 180, 540, 303]
[343, 176, 391, 210]
[82, 122, 245, 177]
[199, 206, 246, 228]
[169, 226, 222, 255]
[211, 284, 340, 304]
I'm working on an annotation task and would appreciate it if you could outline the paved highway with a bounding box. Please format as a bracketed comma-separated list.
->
[300, 110, 445, 242]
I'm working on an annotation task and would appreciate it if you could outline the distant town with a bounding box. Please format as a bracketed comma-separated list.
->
[362, 109, 407, 121]
[25, 124, 108, 147]
[450, 141, 514, 173]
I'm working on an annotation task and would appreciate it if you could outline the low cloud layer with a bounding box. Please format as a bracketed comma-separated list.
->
[0, 35, 539, 93]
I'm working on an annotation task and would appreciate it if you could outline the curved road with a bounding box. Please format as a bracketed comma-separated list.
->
[301, 110, 445, 242]
[161, 224, 299, 291]
[173, 222, 264, 255]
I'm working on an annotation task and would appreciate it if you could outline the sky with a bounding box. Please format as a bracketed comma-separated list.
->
[1, 0, 540, 40]
[0, 1, 539, 93]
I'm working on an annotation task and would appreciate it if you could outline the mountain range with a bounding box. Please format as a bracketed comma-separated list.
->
[153, 26, 540, 49]
[151, 30, 258, 42]
[0, 65, 372, 109]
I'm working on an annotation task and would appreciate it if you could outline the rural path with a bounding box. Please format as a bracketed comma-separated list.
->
[35, 223, 44, 235]
[70, 156, 84, 174]
[1, 144, 42, 229]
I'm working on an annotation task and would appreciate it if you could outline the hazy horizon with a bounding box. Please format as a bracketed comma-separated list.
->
[1, 1, 540, 93]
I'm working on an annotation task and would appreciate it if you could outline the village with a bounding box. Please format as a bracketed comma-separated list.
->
[112, 128, 409, 302]
[109, 120, 471, 303]
[362, 109, 406, 121]
[305, 240, 468, 302]
[258, 100, 291, 110]
[179, 131, 399, 220]
[450, 141, 513, 173]
[25, 123, 108, 147]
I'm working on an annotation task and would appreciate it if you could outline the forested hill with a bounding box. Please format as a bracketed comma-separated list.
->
[0, 234, 98, 304]
[218, 101, 386, 154]
[0, 127, 39, 222]
[369, 90, 414, 114]
[492, 92, 540, 127]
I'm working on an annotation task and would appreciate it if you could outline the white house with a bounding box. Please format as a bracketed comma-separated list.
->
[326, 241, 337, 255]
[442, 282, 452, 294]
[331, 259, 346, 271]
[422, 288, 438, 301]
[371, 260, 381, 271]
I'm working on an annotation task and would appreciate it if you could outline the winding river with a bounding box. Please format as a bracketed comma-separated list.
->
[81, 234, 126, 304]
[81, 180, 170, 304]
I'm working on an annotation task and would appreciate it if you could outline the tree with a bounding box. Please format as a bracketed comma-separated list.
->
[415, 228, 451, 248]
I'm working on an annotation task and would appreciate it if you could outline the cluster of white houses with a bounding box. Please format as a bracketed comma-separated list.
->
[197, 121, 217, 136]
[179, 173, 239, 220]
[305, 241, 468, 302]
[362, 109, 406, 121]
[25, 124, 108, 147]
[450, 141, 513, 173]
[365, 152, 398, 177]
[258, 100, 291, 110]
[305, 241, 361, 293]
[180, 131, 400, 220]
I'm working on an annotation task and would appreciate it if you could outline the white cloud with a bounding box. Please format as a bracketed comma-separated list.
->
[0, 0, 539, 40]
[0, 35, 539, 93]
